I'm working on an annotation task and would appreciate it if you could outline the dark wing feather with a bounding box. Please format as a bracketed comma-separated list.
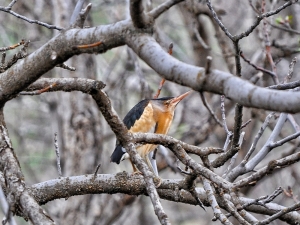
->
[111, 99, 150, 164]
[111, 145, 126, 164]
[123, 99, 150, 129]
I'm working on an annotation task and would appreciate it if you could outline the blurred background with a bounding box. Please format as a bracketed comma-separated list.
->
[0, 0, 300, 224]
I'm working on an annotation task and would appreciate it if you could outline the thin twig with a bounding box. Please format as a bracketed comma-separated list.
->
[269, 130, 300, 149]
[70, 0, 87, 25]
[241, 119, 251, 129]
[244, 112, 275, 163]
[233, 151, 300, 189]
[255, 201, 300, 225]
[20, 82, 57, 95]
[153, 43, 172, 99]
[148, 0, 184, 19]
[200, 92, 223, 127]
[176, 159, 191, 175]
[240, 52, 276, 78]
[223, 132, 245, 178]
[0, 39, 25, 52]
[284, 57, 297, 83]
[193, 25, 210, 50]
[56, 63, 76, 71]
[54, 132, 62, 178]
[203, 178, 232, 224]
[93, 163, 101, 180]
[0, 6, 63, 30]
[220, 95, 233, 151]
[6, 0, 18, 10]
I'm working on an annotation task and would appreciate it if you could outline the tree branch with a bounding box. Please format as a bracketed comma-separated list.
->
[0, 112, 55, 224]
[130, 0, 152, 28]
[148, 0, 184, 19]
[133, 133, 223, 156]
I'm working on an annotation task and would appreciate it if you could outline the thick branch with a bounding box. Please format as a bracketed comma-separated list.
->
[29, 174, 198, 205]
[25, 174, 300, 224]
[1, 20, 300, 113]
[125, 34, 300, 113]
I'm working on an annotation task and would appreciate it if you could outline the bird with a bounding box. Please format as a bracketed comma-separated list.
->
[111, 90, 191, 174]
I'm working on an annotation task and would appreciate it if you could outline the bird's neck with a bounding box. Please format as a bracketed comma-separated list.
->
[154, 111, 174, 134]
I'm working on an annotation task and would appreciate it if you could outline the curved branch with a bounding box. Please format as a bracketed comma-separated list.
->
[125, 34, 300, 113]
[133, 133, 223, 156]
[148, 0, 184, 19]
[2, 18, 300, 112]
[130, 0, 151, 28]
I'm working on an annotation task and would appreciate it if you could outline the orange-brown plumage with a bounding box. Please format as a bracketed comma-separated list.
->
[111, 91, 191, 173]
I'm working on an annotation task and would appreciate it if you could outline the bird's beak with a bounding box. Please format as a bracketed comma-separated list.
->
[170, 90, 192, 105]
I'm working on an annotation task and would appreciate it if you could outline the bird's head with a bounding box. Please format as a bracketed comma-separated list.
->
[151, 90, 192, 113]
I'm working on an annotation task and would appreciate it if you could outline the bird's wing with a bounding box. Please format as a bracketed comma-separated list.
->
[123, 99, 150, 130]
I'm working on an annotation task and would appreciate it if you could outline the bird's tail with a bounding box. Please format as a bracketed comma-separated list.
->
[110, 145, 128, 164]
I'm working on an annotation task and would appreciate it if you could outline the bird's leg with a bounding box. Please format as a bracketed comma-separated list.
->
[149, 150, 159, 176]
[130, 160, 142, 175]
[144, 154, 162, 188]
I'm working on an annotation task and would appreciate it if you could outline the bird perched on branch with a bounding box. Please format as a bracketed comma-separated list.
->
[111, 91, 191, 174]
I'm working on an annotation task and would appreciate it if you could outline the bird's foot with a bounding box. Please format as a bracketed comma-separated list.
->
[130, 170, 143, 178]
[131, 170, 161, 188]
[153, 176, 162, 188]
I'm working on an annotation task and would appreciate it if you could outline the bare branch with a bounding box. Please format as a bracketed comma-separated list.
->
[0, 5, 63, 30]
[200, 92, 223, 127]
[233, 151, 300, 189]
[54, 132, 62, 178]
[23, 78, 105, 94]
[234, 0, 297, 40]
[0, 22, 298, 113]
[256, 201, 300, 225]
[133, 133, 223, 156]
[0, 185, 17, 225]
[194, 25, 210, 50]
[130, 0, 152, 28]
[203, 178, 232, 225]
[240, 52, 276, 78]
[70, 0, 87, 26]
[0, 39, 25, 52]
[269, 130, 300, 148]
[148, 0, 184, 19]
[56, 63, 76, 71]
[205, 0, 234, 40]
[6, 0, 18, 10]
[126, 34, 300, 113]
[241, 113, 274, 163]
